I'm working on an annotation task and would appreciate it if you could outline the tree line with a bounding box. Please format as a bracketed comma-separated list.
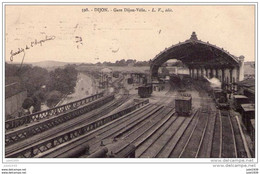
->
[5, 63, 78, 113]
[79, 59, 151, 67]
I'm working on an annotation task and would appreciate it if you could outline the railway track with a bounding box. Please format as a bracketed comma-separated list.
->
[220, 110, 237, 158]
[5, 95, 115, 146]
[153, 83, 209, 158]
[179, 108, 209, 158]
[211, 109, 222, 157]
[155, 110, 198, 158]
[35, 102, 158, 158]
[138, 79, 249, 159]
[6, 76, 131, 157]
[6, 98, 149, 158]
[130, 80, 201, 158]
[8, 78, 251, 158]
[218, 110, 250, 158]
[5, 73, 124, 132]
[185, 80, 250, 158]
[196, 105, 216, 158]
[5, 76, 126, 146]
[35, 86, 176, 158]
[84, 94, 198, 158]
[230, 115, 249, 158]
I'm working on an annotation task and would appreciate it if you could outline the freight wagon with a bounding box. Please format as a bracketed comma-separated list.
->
[138, 85, 153, 98]
[127, 78, 133, 84]
[241, 104, 255, 132]
[175, 93, 192, 116]
[233, 95, 250, 112]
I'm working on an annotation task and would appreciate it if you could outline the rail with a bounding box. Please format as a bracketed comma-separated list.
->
[5, 92, 104, 130]
[5, 95, 114, 146]
[6, 99, 149, 158]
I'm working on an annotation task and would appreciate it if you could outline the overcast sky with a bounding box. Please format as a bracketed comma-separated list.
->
[5, 5, 255, 64]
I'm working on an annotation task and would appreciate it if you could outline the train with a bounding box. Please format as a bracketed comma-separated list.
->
[138, 85, 153, 98]
[212, 88, 229, 110]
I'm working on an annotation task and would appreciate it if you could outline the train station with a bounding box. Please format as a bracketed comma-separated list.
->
[5, 32, 255, 159]
[3, 4, 258, 174]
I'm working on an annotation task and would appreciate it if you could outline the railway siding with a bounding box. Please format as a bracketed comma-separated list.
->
[88, 105, 164, 154]
[221, 111, 236, 158]
[143, 116, 186, 158]
[169, 109, 201, 157]
[211, 110, 222, 158]
[180, 110, 209, 158]
[197, 109, 217, 158]
[36, 103, 154, 158]
[156, 109, 198, 158]
[230, 116, 248, 158]
[5, 95, 115, 146]
[6, 99, 149, 158]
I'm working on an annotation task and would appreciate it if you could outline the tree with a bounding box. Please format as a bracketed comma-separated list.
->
[48, 65, 78, 94]
[18, 66, 49, 96]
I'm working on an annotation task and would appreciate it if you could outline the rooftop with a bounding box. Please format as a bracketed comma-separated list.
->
[241, 104, 255, 112]
[233, 95, 248, 99]
[5, 76, 26, 99]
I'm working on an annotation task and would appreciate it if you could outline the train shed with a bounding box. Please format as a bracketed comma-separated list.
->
[150, 32, 245, 91]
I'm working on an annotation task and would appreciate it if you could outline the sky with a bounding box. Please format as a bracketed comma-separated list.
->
[5, 5, 255, 64]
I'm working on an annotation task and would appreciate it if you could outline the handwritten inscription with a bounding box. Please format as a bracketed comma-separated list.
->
[10, 35, 56, 62]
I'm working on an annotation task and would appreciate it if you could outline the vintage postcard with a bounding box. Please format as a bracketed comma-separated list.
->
[2, 2, 258, 174]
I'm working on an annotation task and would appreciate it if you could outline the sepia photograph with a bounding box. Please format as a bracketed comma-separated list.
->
[3, 2, 256, 164]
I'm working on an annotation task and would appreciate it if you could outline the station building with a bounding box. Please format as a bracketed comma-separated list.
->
[5, 77, 27, 120]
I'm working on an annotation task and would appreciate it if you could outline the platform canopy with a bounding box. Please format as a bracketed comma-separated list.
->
[150, 32, 242, 78]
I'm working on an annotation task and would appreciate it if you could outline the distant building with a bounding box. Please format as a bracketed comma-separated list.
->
[99, 68, 113, 88]
[5, 77, 27, 120]
[100, 67, 113, 74]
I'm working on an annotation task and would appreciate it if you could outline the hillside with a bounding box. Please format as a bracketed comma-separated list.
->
[31, 60, 73, 68]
